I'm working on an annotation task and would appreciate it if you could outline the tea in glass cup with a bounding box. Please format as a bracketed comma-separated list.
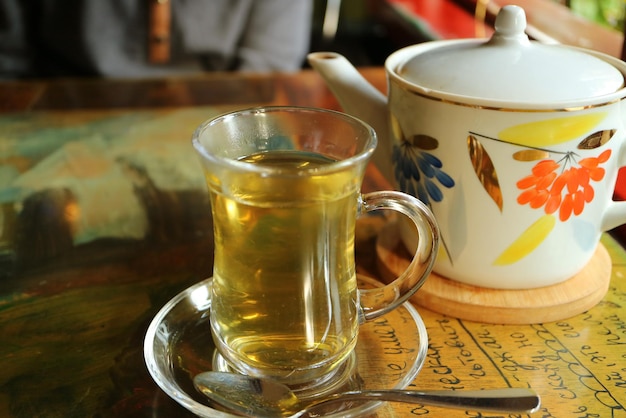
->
[192, 106, 439, 387]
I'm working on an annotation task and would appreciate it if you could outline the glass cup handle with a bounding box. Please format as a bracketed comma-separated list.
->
[358, 191, 440, 321]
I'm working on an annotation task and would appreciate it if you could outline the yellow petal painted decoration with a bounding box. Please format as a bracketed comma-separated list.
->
[498, 113, 608, 148]
[437, 242, 449, 262]
[493, 214, 556, 265]
[390, 113, 404, 142]
[468, 135, 503, 212]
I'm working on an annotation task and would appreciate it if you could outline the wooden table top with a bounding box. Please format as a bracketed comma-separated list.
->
[0, 69, 387, 113]
[1, 70, 626, 417]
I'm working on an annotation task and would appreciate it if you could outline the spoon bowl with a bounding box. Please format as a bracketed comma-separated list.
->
[194, 371, 541, 417]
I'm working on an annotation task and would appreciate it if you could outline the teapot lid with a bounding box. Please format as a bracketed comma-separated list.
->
[396, 5, 624, 102]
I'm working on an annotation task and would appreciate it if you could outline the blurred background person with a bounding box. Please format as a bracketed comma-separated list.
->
[0, 0, 312, 78]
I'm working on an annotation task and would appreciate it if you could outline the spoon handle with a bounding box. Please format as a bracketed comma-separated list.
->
[316, 388, 541, 413]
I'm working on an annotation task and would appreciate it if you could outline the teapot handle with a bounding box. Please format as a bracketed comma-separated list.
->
[602, 150, 626, 231]
[602, 200, 626, 231]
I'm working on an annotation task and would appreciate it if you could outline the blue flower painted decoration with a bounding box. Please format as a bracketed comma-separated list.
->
[393, 141, 455, 206]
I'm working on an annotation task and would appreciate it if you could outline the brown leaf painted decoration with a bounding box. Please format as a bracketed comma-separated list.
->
[410, 134, 438, 150]
[513, 149, 550, 162]
[577, 129, 616, 149]
[467, 135, 503, 212]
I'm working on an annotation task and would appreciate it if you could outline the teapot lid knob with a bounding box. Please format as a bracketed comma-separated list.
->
[490, 5, 530, 45]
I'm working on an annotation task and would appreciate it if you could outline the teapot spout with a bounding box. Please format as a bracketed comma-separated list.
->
[308, 52, 393, 183]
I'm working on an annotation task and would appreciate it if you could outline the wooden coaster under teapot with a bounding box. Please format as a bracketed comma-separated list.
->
[376, 221, 611, 324]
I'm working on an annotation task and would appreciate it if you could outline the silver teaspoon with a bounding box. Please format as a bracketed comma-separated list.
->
[193, 371, 541, 417]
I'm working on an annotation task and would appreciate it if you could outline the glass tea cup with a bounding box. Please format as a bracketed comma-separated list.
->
[192, 106, 439, 388]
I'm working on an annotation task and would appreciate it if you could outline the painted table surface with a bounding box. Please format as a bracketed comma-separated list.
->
[0, 71, 625, 417]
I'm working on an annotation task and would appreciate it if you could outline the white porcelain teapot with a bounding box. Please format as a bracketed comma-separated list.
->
[308, 5, 626, 289]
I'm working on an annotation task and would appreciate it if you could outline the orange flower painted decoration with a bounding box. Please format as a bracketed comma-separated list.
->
[516, 149, 611, 222]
